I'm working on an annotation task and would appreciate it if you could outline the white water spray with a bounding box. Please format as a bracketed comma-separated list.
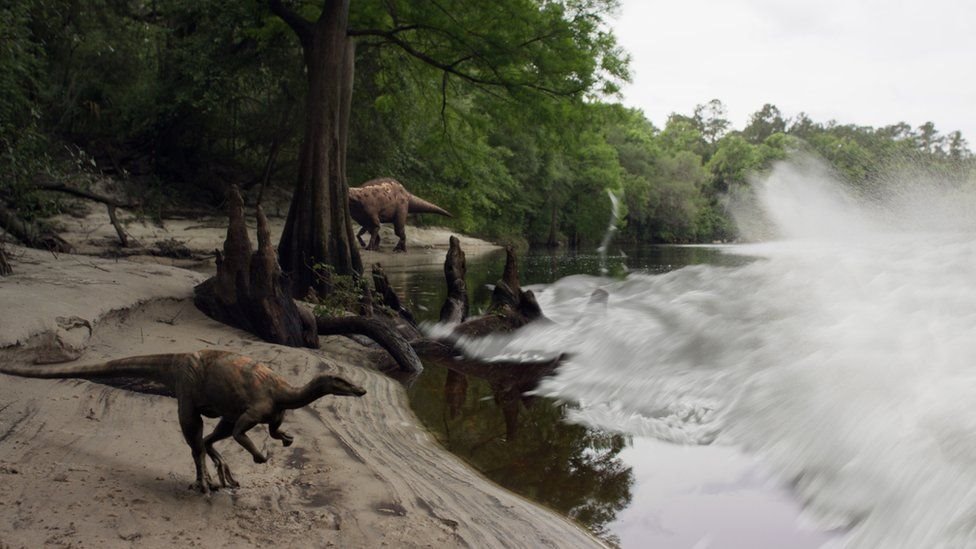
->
[597, 190, 624, 276]
[459, 155, 976, 547]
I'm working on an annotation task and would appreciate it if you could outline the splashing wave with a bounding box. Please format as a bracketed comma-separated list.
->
[457, 156, 976, 546]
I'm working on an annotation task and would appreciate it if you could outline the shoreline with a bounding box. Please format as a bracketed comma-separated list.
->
[0, 210, 601, 548]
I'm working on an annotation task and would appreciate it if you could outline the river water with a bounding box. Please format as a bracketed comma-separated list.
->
[401, 157, 976, 548]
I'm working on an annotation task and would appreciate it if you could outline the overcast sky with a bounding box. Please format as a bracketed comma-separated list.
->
[611, 0, 976, 145]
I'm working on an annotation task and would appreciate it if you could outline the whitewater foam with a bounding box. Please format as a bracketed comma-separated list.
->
[454, 156, 976, 547]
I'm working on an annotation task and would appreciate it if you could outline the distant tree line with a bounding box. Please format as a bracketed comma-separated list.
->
[2, 1, 972, 251]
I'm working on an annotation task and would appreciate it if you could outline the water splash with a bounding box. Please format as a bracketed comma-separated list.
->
[459, 156, 976, 547]
[596, 190, 624, 276]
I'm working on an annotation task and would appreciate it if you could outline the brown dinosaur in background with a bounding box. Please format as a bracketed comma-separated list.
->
[0, 350, 365, 494]
[348, 178, 451, 252]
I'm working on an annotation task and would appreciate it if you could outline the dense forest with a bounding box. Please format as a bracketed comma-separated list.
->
[2, 0, 973, 256]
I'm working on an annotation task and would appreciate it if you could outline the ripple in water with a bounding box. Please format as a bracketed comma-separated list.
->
[454, 156, 976, 547]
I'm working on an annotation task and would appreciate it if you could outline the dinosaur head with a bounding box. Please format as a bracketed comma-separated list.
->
[315, 375, 367, 397]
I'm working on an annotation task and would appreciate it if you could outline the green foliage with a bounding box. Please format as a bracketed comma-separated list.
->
[2, 1, 972, 251]
[310, 263, 367, 316]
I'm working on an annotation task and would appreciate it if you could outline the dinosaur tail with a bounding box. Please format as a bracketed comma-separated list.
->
[407, 194, 452, 217]
[0, 353, 188, 386]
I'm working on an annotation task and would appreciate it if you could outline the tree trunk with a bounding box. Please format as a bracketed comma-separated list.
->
[546, 199, 559, 248]
[277, 1, 362, 299]
[0, 245, 11, 276]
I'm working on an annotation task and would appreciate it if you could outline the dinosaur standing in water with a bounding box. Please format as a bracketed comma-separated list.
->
[0, 350, 365, 494]
[348, 178, 452, 252]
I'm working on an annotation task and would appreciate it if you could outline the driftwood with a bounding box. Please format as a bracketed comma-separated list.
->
[0, 180, 140, 250]
[0, 202, 73, 253]
[33, 181, 140, 247]
[194, 186, 421, 374]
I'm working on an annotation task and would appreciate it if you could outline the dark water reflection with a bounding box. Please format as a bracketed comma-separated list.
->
[395, 245, 738, 542]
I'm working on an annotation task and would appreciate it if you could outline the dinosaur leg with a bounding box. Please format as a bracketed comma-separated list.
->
[356, 226, 368, 248]
[393, 210, 407, 252]
[268, 414, 293, 447]
[367, 227, 381, 250]
[367, 214, 382, 250]
[232, 414, 268, 464]
[203, 419, 239, 488]
[178, 404, 217, 494]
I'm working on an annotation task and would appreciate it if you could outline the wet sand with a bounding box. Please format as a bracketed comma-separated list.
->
[0, 209, 601, 548]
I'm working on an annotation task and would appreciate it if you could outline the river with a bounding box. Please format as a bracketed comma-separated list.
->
[393, 157, 976, 548]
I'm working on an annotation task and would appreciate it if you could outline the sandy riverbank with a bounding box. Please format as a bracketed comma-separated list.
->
[0, 209, 602, 548]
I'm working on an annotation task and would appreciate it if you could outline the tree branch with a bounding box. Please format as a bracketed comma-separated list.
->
[349, 27, 584, 97]
[347, 24, 420, 37]
[32, 181, 140, 247]
[33, 181, 140, 209]
[269, 0, 312, 41]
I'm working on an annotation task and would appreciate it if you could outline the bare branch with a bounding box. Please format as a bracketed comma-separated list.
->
[32, 181, 140, 247]
[33, 181, 140, 209]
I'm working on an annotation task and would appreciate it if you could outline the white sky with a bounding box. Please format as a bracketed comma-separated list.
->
[611, 0, 976, 145]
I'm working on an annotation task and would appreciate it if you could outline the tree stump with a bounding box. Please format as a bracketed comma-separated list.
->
[194, 186, 318, 348]
[194, 185, 421, 373]
[372, 263, 415, 325]
[449, 246, 546, 338]
[439, 235, 468, 323]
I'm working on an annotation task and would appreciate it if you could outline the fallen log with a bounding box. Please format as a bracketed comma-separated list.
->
[0, 202, 72, 253]
[33, 180, 140, 247]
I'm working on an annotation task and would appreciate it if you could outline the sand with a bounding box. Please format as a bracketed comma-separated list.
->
[0, 209, 602, 548]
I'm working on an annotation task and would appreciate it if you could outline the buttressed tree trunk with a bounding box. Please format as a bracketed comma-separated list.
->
[272, 0, 363, 299]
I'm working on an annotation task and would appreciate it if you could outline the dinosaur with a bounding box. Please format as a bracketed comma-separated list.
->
[0, 350, 366, 494]
[348, 178, 451, 252]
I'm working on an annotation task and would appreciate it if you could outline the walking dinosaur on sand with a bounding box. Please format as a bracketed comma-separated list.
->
[349, 178, 451, 252]
[0, 350, 365, 494]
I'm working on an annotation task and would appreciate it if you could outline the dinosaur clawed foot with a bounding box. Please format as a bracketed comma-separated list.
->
[191, 477, 221, 495]
[275, 431, 294, 447]
[214, 461, 239, 489]
[252, 452, 268, 464]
